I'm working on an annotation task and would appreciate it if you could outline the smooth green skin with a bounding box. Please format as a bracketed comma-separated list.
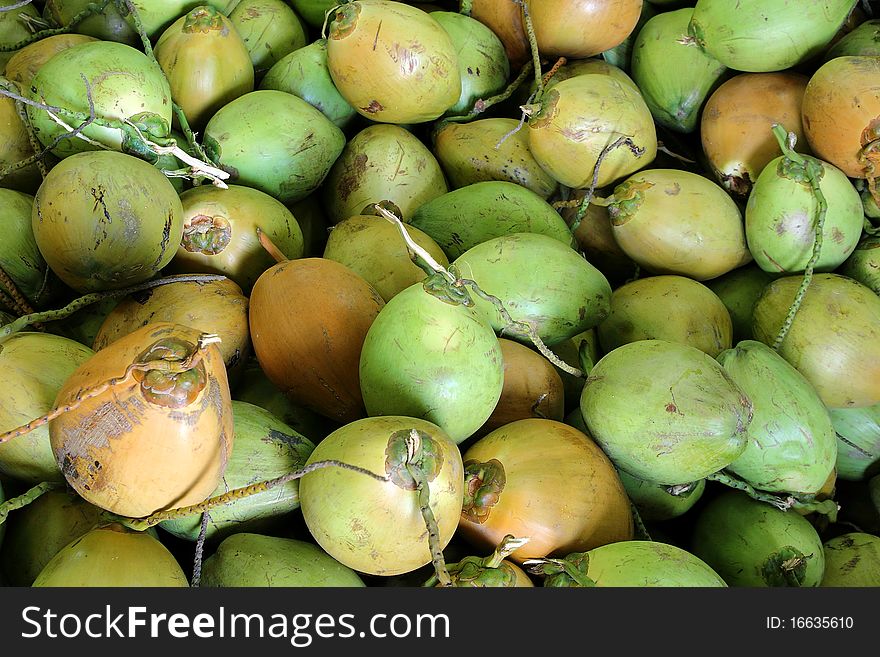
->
[752, 274, 880, 409]
[717, 340, 838, 495]
[837, 235, 880, 296]
[745, 155, 863, 274]
[581, 541, 726, 587]
[631, 8, 727, 133]
[617, 472, 706, 523]
[323, 214, 450, 302]
[0, 333, 94, 483]
[821, 533, 880, 587]
[824, 19, 880, 61]
[160, 401, 316, 542]
[580, 339, 751, 486]
[598, 274, 732, 357]
[27, 40, 172, 158]
[609, 168, 750, 282]
[203, 89, 345, 204]
[359, 283, 503, 444]
[453, 233, 612, 347]
[691, 490, 825, 587]
[601, 1, 658, 72]
[409, 181, 576, 260]
[33, 525, 189, 587]
[299, 416, 464, 575]
[432, 118, 558, 199]
[259, 39, 357, 129]
[229, 0, 308, 74]
[828, 403, 880, 481]
[288, 0, 338, 28]
[706, 264, 775, 343]
[201, 533, 365, 587]
[688, 0, 856, 73]
[232, 359, 337, 443]
[32, 151, 184, 293]
[0, 490, 104, 586]
[0, 189, 55, 312]
[430, 11, 509, 117]
[322, 123, 448, 225]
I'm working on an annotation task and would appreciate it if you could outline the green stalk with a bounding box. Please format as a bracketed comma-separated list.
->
[0, 482, 60, 526]
[768, 124, 827, 351]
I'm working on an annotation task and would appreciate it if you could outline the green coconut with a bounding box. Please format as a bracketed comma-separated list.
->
[0, 333, 95, 483]
[200, 533, 365, 587]
[597, 274, 732, 357]
[409, 181, 575, 260]
[607, 168, 751, 281]
[32, 150, 184, 293]
[527, 72, 657, 190]
[431, 118, 559, 199]
[232, 358, 338, 444]
[820, 532, 880, 587]
[824, 18, 880, 60]
[828, 404, 880, 481]
[688, 0, 856, 73]
[229, 0, 308, 75]
[580, 339, 752, 485]
[0, 189, 59, 313]
[359, 282, 503, 444]
[430, 11, 509, 117]
[287, 0, 337, 28]
[452, 232, 612, 347]
[745, 153, 863, 274]
[751, 273, 880, 409]
[323, 214, 450, 302]
[617, 472, 706, 523]
[837, 235, 880, 296]
[0, 489, 104, 586]
[321, 123, 448, 225]
[631, 8, 727, 133]
[706, 265, 776, 343]
[530, 541, 726, 587]
[27, 40, 172, 158]
[160, 401, 315, 542]
[717, 340, 838, 495]
[259, 39, 357, 129]
[32, 523, 189, 587]
[203, 89, 346, 204]
[691, 489, 826, 587]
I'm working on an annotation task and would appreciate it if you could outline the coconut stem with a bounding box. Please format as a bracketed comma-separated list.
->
[118, 460, 391, 530]
[256, 227, 290, 264]
[0, 265, 36, 318]
[768, 124, 827, 351]
[707, 470, 840, 521]
[569, 136, 644, 235]
[190, 511, 211, 587]
[0, 1, 112, 51]
[514, 0, 544, 101]
[0, 1, 35, 12]
[459, 0, 472, 16]
[0, 273, 226, 344]
[403, 429, 452, 587]
[0, 481, 60, 526]
[0, 333, 219, 445]
[374, 203, 584, 378]
[437, 60, 534, 127]
[631, 503, 652, 541]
